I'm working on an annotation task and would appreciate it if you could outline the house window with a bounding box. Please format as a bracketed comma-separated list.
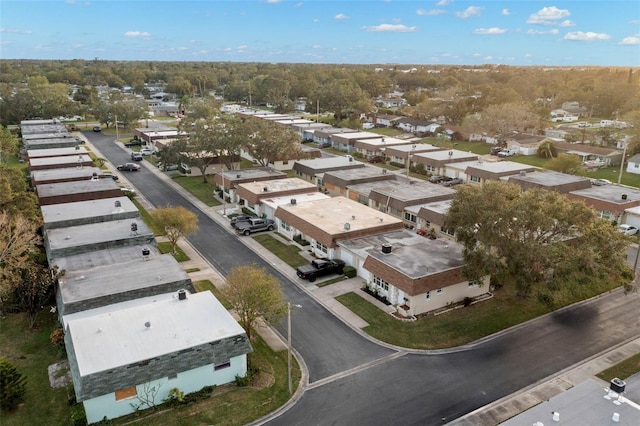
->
[283, 160, 289, 165]
[436, 288, 443, 294]
[281, 221, 291, 232]
[441, 227, 455, 236]
[423, 220, 431, 228]
[372, 275, 389, 291]
[315, 241, 328, 254]
[317, 178, 324, 186]
[404, 212, 417, 223]
[470, 175, 481, 183]
[214, 361, 231, 371]
[468, 280, 480, 287]
[115, 386, 137, 401]
[390, 208, 402, 217]
[426, 165, 436, 172]
[425, 292, 430, 300]
[358, 194, 369, 205]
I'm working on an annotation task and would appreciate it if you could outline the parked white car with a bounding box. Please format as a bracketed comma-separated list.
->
[140, 148, 153, 156]
[618, 224, 638, 236]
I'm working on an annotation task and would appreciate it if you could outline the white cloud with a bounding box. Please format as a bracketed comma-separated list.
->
[527, 28, 559, 35]
[629, 20, 639, 25]
[563, 31, 611, 41]
[559, 20, 575, 27]
[620, 35, 640, 45]
[527, 6, 570, 25]
[525, 53, 532, 58]
[473, 27, 507, 35]
[334, 13, 349, 20]
[362, 24, 417, 33]
[455, 6, 483, 19]
[436, 0, 452, 6]
[266, 0, 282, 3]
[124, 31, 151, 39]
[0, 28, 33, 34]
[312, 18, 319, 23]
[237, 45, 248, 50]
[417, 9, 446, 16]
[501, 9, 510, 16]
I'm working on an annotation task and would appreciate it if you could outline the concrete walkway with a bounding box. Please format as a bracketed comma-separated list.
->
[80, 132, 640, 425]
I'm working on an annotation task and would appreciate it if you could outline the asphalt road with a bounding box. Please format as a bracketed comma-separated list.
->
[85, 131, 640, 425]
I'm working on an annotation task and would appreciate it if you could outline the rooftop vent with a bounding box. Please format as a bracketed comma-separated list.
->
[610, 378, 626, 393]
[114, 200, 121, 208]
[178, 289, 187, 300]
[290, 198, 297, 205]
[351, 215, 356, 220]
[519, 171, 527, 176]
[344, 223, 351, 230]
[381, 244, 392, 254]
[142, 247, 150, 257]
[382, 169, 387, 174]
[236, 174, 241, 178]
[622, 194, 627, 200]
[263, 186, 269, 192]
[131, 222, 138, 233]
[144, 321, 151, 328]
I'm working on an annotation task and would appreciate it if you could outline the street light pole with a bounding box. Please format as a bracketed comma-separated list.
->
[287, 301, 292, 395]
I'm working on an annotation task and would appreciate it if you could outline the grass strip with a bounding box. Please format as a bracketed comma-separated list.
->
[252, 234, 309, 268]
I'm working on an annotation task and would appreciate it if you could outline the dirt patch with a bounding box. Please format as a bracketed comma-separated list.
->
[48, 360, 72, 389]
[251, 372, 274, 389]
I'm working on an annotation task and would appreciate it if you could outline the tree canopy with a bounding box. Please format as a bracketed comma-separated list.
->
[150, 205, 198, 255]
[444, 181, 631, 298]
[220, 264, 286, 341]
[243, 117, 304, 167]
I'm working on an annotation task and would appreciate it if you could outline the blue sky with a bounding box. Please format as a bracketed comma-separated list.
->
[1, 0, 639, 66]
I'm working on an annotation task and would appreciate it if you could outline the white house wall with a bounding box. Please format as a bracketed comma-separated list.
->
[406, 277, 489, 316]
[83, 354, 247, 424]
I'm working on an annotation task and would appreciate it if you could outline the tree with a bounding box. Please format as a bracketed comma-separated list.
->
[537, 140, 556, 158]
[170, 113, 244, 182]
[546, 153, 585, 175]
[13, 264, 57, 329]
[462, 102, 542, 145]
[220, 264, 286, 341]
[0, 211, 41, 304]
[0, 358, 27, 413]
[0, 126, 19, 166]
[243, 117, 303, 167]
[150, 206, 198, 255]
[444, 181, 630, 297]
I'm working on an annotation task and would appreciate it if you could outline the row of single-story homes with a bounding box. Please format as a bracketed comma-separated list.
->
[21, 119, 252, 424]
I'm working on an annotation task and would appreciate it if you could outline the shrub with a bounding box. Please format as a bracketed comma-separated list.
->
[164, 387, 185, 406]
[463, 297, 473, 307]
[343, 266, 357, 278]
[70, 403, 87, 426]
[50, 327, 65, 347]
[0, 358, 27, 412]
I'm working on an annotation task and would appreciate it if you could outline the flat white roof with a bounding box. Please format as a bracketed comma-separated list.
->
[64, 291, 246, 376]
[41, 197, 138, 225]
[27, 147, 89, 158]
[261, 192, 330, 210]
[295, 156, 365, 169]
[277, 196, 402, 234]
[238, 178, 317, 195]
[29, 155, 92, 167]
[413, 148, 480, 161]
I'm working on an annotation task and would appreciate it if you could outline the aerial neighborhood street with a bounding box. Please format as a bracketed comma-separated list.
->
[84, 129, 640, 425]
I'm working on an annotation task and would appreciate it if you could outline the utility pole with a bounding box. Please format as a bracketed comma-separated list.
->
[617, 143, 627, 185]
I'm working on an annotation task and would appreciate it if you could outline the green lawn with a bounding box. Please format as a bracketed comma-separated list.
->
[172, 175, 222, 207]
[596, 353, 640, 382]
[336, 276, 620, 350]
[130, 198, 165, 235]
[252, 234, 309, 268]
[0, 312, 72, 426]
[157, 241, 190, 262]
